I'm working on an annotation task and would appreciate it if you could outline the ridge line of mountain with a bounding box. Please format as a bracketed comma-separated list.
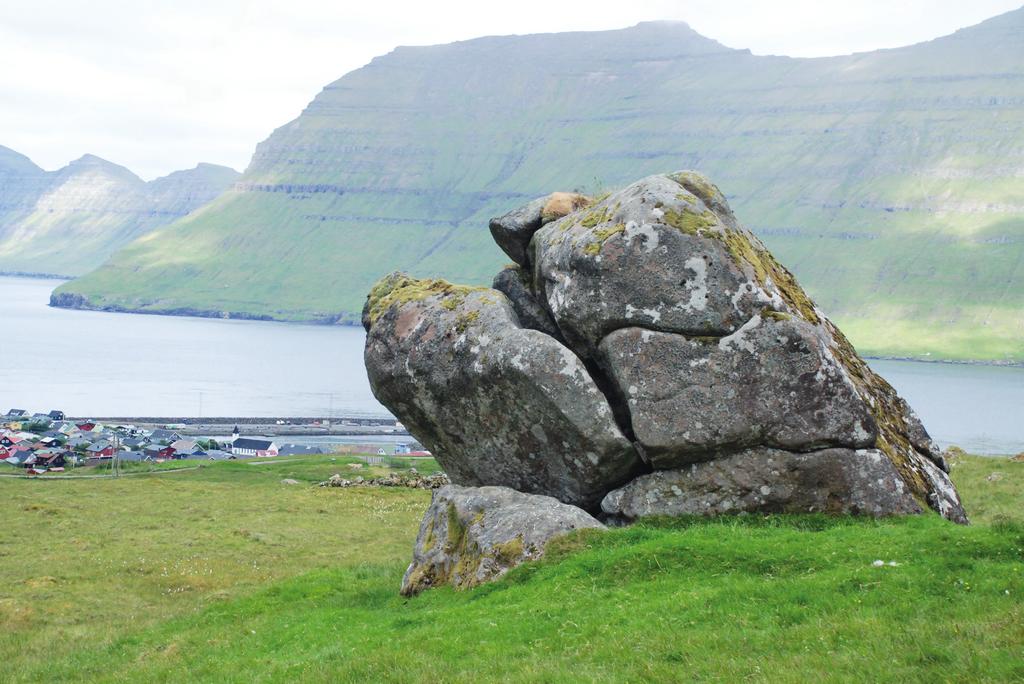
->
[0, 146, 241, 277]
[50, 6, 1024, 362]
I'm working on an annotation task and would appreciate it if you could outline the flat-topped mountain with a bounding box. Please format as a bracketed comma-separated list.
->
[55, 9, 1024, 360]
[0, 147, 238, 277]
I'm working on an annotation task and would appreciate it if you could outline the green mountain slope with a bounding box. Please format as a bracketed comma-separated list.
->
[0, 148, 239, 276]
[56, 10, 1024, 360]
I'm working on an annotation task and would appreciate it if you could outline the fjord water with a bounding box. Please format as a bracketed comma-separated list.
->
[1, 276, 1021, 454]
[0, 276, 385, 418]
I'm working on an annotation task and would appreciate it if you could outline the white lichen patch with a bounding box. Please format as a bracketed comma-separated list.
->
[623, 221, 660, 252]
[625, 304, 663, 323]
[557, 346, 582, 378]
[731, 279, 783, 313]
[718, 315, 762, 354]
[672, 256, 708, 312]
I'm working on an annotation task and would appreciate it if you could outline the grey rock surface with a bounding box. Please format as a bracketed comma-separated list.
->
[492, 264, 563, 339]
[531, 173, 784, 356]
[488, 196, 546, 266]
[601, 447, 923, 520]
[363, 170, 968, 527]
[597, 317, 877, 467]
[364, 276, 640, 509]
[489, 192, 590, 266]
[402, 485, 604, 595]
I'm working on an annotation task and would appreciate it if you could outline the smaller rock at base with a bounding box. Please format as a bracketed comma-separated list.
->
[401, 485, 604, 596]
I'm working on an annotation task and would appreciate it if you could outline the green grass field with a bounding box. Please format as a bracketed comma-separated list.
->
[2, 453, 1021, 682]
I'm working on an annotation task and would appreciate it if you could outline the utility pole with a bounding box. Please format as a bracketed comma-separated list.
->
[112, 431, 121, 477]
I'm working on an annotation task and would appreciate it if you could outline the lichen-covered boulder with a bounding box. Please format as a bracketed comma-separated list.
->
[531, 172, 786, 356]
[601, 447, 922, 521]
[363, 170, 968, 527]
[597, 317, 877, 467]
[363, 273, 641, 509]
[401, 485, 604, 595]
[489, 192, 591, 266]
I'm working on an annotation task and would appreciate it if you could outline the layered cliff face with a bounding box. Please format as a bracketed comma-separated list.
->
[0, 148, 239, 277]
[58, 10, 1024, 360]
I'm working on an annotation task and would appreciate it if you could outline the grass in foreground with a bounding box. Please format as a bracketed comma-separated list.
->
[2, 455, 1022, 682]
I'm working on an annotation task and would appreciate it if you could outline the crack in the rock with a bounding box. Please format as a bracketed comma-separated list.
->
[520, 267, 880, 476]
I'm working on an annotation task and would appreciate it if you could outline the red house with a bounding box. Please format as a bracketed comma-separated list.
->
[85, 442, 115, 458]
[144, 445, 176, 460]
[76, 422, 96, 432]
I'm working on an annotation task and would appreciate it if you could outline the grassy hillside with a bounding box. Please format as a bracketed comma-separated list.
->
[0, 148, 238, 276]
[56, 10, 1024, 361]
[1, 453, 1021, 682]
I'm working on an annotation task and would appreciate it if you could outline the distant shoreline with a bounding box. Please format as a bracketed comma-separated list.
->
[11, 274, 1020, 368]
[47, 291, 358, 326]
[864, 355, 1024, 369]
[49, 296, 1024, 368]
[0, 270, 72, 280]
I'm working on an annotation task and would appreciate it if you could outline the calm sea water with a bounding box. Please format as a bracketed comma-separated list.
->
[0, 276, 386, 418]
[1, 276, 1021, 454]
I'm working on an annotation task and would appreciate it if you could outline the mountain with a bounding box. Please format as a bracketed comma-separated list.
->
[0, 148, 239, 276]
[54, 10, 1024, 361]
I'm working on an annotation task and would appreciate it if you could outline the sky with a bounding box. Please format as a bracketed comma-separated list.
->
[1, 0, 1021, 180]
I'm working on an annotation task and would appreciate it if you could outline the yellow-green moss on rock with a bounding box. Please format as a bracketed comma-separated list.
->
[364, 272, 488, 325]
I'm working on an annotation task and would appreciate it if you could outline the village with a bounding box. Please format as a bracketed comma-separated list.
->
[0, 407, 430, 474]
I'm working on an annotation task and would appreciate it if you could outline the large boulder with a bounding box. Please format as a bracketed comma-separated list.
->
[401, 485, 604, 595]
[363, 274, 641, 509]
[363, 170, 967, 526]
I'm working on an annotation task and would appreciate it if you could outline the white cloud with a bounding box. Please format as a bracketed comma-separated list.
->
[0, 0, 1019, 179]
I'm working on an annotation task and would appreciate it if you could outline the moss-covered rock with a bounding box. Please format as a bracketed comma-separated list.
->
[401, 485, 604, 596]
[363, 272, 641, 509]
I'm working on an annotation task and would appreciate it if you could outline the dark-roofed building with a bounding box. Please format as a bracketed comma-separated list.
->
[48, 410, 65, 421]
[231, 438, 278, 458]
[144, 444, 175, 460]
[149, 429, 181, 444]
[278, 444, 324, 456]
[6, 409, 27, 417]
[119, 451, 150, 463]
[204, 450, 235, 461]
[35, 451, 67, 468]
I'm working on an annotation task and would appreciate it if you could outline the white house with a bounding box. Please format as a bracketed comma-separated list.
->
[230, 437, 279, 458]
